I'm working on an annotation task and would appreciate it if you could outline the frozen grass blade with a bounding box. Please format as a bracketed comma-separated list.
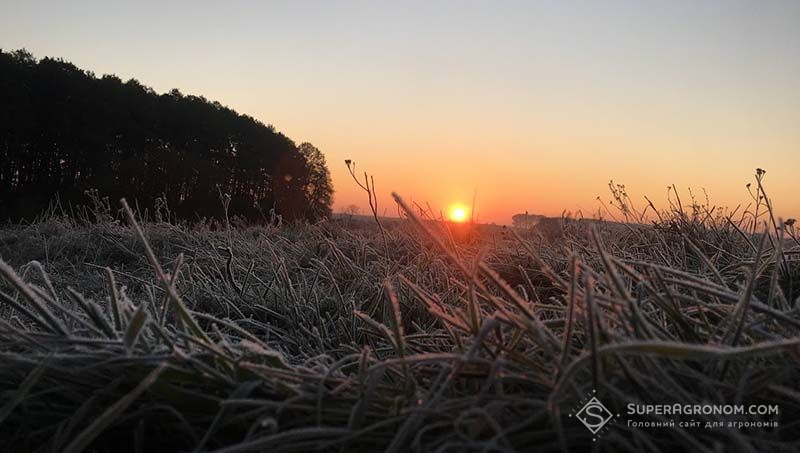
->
[63, 363, 167, 453]
[123, 301, 149, 351]
[105, 267, 123, 331]
[120, 199, 210, 343]
[0, 360, 47, 425]
[0, 259, 68, 335]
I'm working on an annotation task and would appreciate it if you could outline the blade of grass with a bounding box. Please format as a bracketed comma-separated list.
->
[63, 363, 167, 453]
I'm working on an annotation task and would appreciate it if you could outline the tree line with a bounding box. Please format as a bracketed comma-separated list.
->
[511, 211, 545, 228]
[0, 49, 333, 222]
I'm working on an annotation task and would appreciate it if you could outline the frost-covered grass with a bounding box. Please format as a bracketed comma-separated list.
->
[1, 173, 799, 452]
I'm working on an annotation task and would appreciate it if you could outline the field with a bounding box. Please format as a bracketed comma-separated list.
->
[1, 181, 799, 452]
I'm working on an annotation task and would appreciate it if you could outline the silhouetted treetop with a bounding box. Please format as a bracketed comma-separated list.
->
[511, 212, 545, 228]
[0, 49, 333, 222]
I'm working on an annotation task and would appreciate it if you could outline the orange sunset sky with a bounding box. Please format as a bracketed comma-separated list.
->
[2, 1, 798, 224]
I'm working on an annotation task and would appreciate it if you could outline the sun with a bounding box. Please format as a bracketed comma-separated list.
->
[449, 205, 468, 223]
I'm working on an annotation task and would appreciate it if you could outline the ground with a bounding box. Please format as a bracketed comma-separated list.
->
[0, 204, 798, 452]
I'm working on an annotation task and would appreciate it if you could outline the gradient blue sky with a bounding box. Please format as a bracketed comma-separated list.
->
[2, 1, 798, 222]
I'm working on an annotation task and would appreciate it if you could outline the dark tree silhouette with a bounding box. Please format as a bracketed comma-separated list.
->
[0, 49, 332, 222]
[297, 142, 334, 220]
[511, 211, 544, 228]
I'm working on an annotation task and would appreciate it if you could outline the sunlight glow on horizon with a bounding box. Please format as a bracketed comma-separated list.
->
[449, 205, 468, 223]
[2, 0, 798, 223]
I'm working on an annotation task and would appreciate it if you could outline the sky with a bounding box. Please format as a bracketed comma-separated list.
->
[2, 0, 798, 223]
